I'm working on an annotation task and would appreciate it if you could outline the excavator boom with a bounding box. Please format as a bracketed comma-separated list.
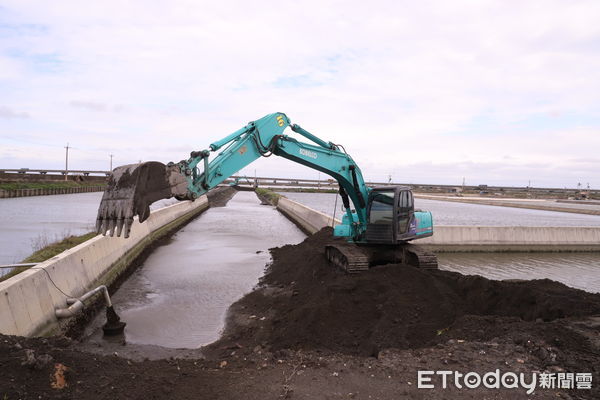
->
[96, 113, 437, 270]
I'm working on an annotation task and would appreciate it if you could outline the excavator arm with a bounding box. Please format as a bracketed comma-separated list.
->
[96, 113, 370, 239]
[97, 112, 438, 271]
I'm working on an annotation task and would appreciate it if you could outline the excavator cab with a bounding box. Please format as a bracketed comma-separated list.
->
[364, 187, 432, 244]
[328, 186, 436, 272]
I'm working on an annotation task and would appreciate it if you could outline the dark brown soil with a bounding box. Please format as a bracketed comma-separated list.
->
[207, 227, 600, 397]
[211, 227, 600, 350]
[2, 227, 599, 399]
[207, 186, 238, 207]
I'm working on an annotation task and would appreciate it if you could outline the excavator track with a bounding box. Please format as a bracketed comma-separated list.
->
[325, 244, 370, 273]
[402, 244, 438, 270]
[325, 243, 438, 273]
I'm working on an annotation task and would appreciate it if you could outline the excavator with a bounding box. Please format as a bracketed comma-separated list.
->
[96, 112, 437, 272]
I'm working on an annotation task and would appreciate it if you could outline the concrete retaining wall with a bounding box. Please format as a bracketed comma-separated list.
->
[419, 226, 600, 252]
[276, 197, 340, 234]
[275, 196, 600, 252]
[0, 186, 105, 198]
[415, 194, 600, 216]
[0, 196, 208, 337]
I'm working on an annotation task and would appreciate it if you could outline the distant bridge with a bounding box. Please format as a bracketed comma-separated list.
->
[224, 175, 593, 197]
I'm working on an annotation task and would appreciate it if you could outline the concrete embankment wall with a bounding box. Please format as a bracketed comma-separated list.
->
[276, 197, 340, 234]
[0, 186, 105, 198]
[0, 196, 208, 337]
[418, 226, 600, 252]
[415, 194, 600, 216]
[274, 196, 600, 252]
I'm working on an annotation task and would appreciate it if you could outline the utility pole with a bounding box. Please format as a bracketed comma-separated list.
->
[109, 154, 114, 171]
[64, 143, 70, 181]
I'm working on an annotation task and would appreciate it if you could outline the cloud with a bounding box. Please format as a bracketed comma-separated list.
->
[70, 101, 107, 112]
[0, 0, 599, 187]
[0, 106, 29, 119]
[69, 100, 126, 113]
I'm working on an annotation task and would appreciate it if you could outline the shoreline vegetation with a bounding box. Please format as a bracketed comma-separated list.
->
[255, 187, 283, 205]
[0, 182, 106, 191]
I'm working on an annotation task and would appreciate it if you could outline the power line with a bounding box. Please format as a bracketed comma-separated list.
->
[0, 135, 118, 156]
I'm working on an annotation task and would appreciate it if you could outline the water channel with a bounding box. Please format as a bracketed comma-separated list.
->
[84, 191, 305, 348]
[1, 189, 598, 348]
[0, 192, 176, 271]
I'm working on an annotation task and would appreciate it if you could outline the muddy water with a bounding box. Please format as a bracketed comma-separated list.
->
[85, 191, 305, 348]
[0, 192, 101, 267]
[0, 192, 178, 272]
[439, 253, 600, 293]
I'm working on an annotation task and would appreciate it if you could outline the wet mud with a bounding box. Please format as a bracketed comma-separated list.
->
[210, 228, 600, 355]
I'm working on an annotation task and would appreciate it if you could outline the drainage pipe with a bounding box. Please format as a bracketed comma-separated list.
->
[55, 285, 111, 318]
[0, 263, 38, 268]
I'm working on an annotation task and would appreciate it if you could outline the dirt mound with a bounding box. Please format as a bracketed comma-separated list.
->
[215, 228, 600, 356]
[206, 186, 238, 207]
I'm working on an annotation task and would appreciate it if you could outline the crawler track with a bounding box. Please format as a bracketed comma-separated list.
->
[402, 244, 438, 269]
[325, 243, 438, 273]
[325, 244, 369, 273]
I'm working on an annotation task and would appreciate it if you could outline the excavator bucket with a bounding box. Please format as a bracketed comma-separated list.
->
[96, 162, 189, 238]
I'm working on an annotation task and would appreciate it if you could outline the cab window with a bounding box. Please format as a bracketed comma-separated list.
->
[399, 190, 413, 211]
[369, 191, 394, 224]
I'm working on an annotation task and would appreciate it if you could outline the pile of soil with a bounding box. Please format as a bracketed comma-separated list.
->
[211, 227, 600, 365]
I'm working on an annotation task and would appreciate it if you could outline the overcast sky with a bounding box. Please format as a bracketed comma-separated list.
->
[1, 1, 599, 188]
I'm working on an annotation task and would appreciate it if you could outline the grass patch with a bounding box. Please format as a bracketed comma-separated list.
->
[0, 232, 97, 282]
[0, 181, 106, 191]
[255, 187, 283, 205]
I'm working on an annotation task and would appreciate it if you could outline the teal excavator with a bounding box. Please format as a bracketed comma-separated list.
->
[96, 113, 437, 272]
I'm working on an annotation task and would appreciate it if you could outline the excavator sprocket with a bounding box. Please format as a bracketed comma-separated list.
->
[325, 243, 438, 273]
